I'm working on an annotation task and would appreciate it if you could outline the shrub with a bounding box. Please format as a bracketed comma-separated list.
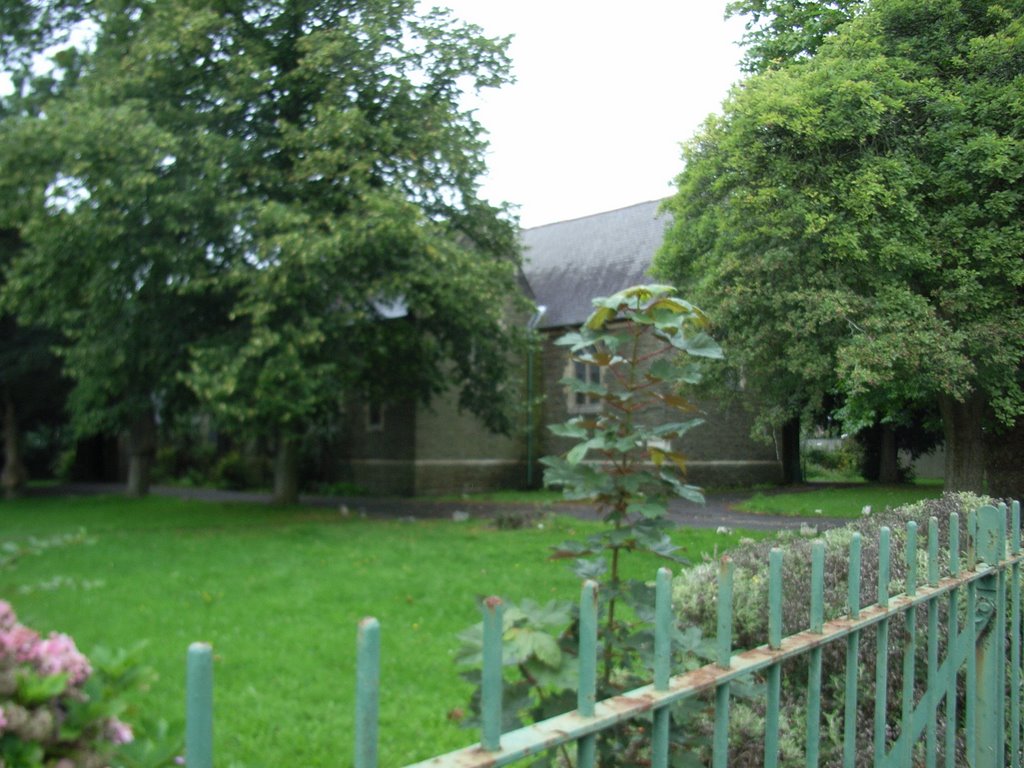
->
[209, 450, 270, 490]
[803, 442, 864, 482]
[672, 491, 992, 766]
[0, 601, 180, 768]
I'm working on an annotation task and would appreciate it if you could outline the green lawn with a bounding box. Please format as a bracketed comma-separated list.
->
[0, 494, 764, 767]
[735, 481, 944, 518]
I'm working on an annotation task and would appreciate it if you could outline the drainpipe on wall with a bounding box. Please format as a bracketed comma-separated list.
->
[526, 305, 547, 488]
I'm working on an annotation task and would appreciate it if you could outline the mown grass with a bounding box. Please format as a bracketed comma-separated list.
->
[0, 494, 764, 767]
[735, 481, 944, 519]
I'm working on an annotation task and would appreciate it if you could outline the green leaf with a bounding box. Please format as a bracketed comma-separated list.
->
[553, 332, 585, 347]
[570, 557, 607, 581]
[682, 331, 724, 359]
[648, 296, 695, 314]
[649, 446, 666, 467]
[17, 668, 70, 703]
[531, 632, 562, 668]
[627, 500, 667, 518]
[526, 656, 578, 692]
[518, 599, 573, 630]
[647, 358, 676, 381]
[566, 441, 590, 465]
[548, 421, 589, 439]
[584, 306, 615, 330]
[549, 540, 599, 559]
[652, 419, 705, 438]
[505, 627, 539, 665]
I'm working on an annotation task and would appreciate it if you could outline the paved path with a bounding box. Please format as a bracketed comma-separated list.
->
[34, 482, 844, 533]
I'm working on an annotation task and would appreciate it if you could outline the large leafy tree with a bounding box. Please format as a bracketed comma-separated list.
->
[0, 7, 99, 495]
[2, 0, 522, 502]
[656, 0, 1024, 494]
[726, 0, 865, 73]
[0, 8, 235, 496]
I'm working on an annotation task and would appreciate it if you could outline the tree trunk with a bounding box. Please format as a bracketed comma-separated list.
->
[877, 423, 900, 484]
[1, 387, 27, 499]
[126, 408, 156, 497]
[273, 435, 300, 505]
[986, 416, 1024, 500]
[939, 392, 986, 493]
[779, 416, 803, 485]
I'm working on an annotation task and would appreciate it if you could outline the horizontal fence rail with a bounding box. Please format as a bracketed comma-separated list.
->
[182, 500, 1023, 767]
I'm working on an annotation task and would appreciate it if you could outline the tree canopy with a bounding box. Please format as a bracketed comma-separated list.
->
[0, 0, 523, 501]
[656, 0, 1024, 494]
[726, 0, 865, 72]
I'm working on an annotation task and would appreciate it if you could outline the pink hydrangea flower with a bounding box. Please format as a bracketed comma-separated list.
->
[105, 717, 134, 745]
[0, 704, 7, 733]
[36, 632, 92, 686]
[0, 624, 41, 663]
[0, 600, 16, 631]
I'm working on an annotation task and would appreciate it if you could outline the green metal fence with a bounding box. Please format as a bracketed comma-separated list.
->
[184, 500, 1023, 767]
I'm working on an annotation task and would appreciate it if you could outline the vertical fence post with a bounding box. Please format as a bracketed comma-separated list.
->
[945, 512, 960, 768]
[997, 504, 1008, 765]
[186, 642, 213, 768]
[577, 580, 599, 768]
[966, 508, 978, 765]
[873, 526, 891, 767]
[843, 533, 861, 768]
[713, 556, 734, 768]
[764, 548, 783, 768]
[901, 521, 919, 767]
[651, 568, 672, 768]
[926, 517, 939, 768]
[1011, 500, 1021, 768]
[481, 596, 504, 753]
[806, 541, 825, 766]
[975, 504, 1006, 768]
[355, 618, 381, 768]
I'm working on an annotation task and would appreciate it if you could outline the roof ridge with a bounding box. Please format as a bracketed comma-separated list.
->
[523, 198, 666, 232]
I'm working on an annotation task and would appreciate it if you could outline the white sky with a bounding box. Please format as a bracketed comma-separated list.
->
[432, 2, 747, 228]
[3, 3, 747, 230]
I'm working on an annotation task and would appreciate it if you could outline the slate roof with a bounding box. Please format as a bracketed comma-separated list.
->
[521, 200, 670, 330]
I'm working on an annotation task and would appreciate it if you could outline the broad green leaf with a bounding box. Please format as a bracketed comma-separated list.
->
[647, 358, 678, 381]
[570, 557, 607, 581]
[17, 669, 70, 703]
[566, 441, 590, 465]
[531, 632, 562, 668]
[548, 422, 589, 439]
[549, 540, 598, 559]
[648, 296, 695, 315]
[664, 450, 688, 473]
[518, 599, 573, 630]
[682, 331, 724, 359]
[553, 332, 585, 347]
[649, 446, 666, 466]
[584, 306, 615, 330]
[626, 500, 667, 518]
[527, 657, 578, 692]
[505, 627, 539, 665]
[652, 419, 705, 438]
